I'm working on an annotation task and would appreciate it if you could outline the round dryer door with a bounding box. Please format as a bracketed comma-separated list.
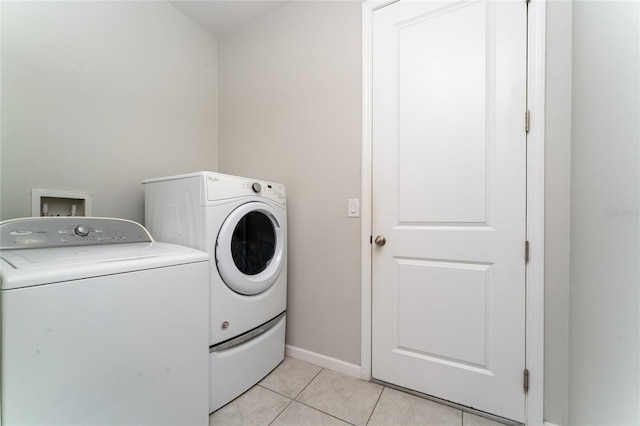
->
[215, 202, 285, 295]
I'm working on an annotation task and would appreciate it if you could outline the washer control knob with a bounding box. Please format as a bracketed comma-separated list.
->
[74, 225, 91, 237]
[252, 182, 262, 193]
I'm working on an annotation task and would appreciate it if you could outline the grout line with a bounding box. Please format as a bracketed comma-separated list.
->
[267, 395, 294, 426]
[294, 399, 358, 426]
[292, 367, 359, 425]
[257, 383, 294, 400]
[292, 366, 324, 400]
[247, 384, 293, 426]
[364, 385, 385, 425]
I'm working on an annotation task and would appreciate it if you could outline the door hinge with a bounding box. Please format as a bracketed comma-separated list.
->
[525, 240, 530, 263]
[525, 110, 531, 133]
[523, 368, 530, 392]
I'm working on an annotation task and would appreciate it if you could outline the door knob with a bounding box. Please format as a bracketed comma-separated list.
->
[374, 235, 386, 246]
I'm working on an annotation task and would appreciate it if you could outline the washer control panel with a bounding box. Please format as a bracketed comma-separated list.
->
[0, 217, 153, 249]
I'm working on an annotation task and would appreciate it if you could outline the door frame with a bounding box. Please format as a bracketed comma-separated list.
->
[359, 1, 546, 424]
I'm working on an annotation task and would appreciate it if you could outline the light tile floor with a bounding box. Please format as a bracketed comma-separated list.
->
[209, 357, 510, 426]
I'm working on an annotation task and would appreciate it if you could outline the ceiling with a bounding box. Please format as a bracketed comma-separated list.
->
[169, 1, 289, 38]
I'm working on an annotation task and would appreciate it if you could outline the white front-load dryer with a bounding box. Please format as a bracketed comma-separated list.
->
[143, 172, 287, 413]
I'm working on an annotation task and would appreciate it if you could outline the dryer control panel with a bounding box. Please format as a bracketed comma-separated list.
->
[205, 172, 287, 206]
[0, 217, 153, 249]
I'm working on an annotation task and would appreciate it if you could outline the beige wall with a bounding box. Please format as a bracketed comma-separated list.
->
[569, 1, 639, 424]
[544, 1, 572, 424]
[218, 1, 363, 365]
[1, 1, 218, 223]
[544, 3, 640, 424]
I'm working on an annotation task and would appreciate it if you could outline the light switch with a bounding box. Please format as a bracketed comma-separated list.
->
[348, 199, 360, 218]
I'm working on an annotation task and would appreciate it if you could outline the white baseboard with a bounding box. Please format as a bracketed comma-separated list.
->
[285, 345, 361, 379]
[543, 422, 562, 426]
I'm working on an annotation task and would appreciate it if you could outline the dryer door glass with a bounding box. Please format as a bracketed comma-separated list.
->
[216, 202, 285, 295]
[231, 212, 275, 275]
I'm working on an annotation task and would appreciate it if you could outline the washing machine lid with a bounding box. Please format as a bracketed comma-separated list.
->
[0, 218, 208, 290]
[1, 242, 208, 290]
[215, 201, 285, 295]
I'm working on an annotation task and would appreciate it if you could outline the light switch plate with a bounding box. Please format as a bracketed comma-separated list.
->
[348, 198, 360, 218]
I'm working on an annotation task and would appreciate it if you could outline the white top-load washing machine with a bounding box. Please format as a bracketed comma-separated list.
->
[143, 172, 287, 413]
[0, 217, 209, 425]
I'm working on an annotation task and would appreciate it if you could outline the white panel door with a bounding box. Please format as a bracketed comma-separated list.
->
[371, 0, 527, 422]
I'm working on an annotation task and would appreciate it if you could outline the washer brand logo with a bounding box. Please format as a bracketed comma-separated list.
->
[10, 230, 33, 236]
[208, 176, 220, 184]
